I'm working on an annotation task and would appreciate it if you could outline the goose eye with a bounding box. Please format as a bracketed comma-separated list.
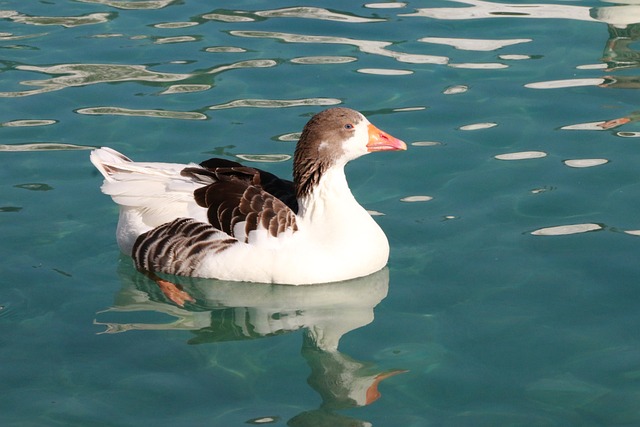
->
[344, 123, 354, 130]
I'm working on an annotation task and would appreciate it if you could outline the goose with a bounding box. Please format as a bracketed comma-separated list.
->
[90, 107, 406, 285]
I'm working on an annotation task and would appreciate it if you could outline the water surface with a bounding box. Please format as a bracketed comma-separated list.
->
[2, 0, 640, 425]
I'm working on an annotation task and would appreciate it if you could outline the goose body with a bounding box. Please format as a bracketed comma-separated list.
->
[91, 108, 406, 285]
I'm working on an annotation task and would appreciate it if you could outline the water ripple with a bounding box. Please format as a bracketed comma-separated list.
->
[153, 36, 199, 44]
[357, 68, 413, 75]
[202, 7, 383, 23]
[159, 84, 211, 95]
[208, 98, 341, 110]
[230, 30, 449, 65]
[0, 60, 279, 98]
[76, 107, 207, 120]
[443, 85, 468, 94]
[0, 31, 46, 41]
[7, 11, 115, 27]
[525, 78, 606, 89]
[459, 122, 498, 130]
[254, 7, 384, 23]
[449, 62, 508, 69]
[531, 223, 603, 236]
[290, 56, 357, 65]
[1, 119, 57, 127]
[563, 159, 609, 168]
[410, 2, 640, 37]
[495, 151, 547, 161]
[400, 195, 433, 203]
[401, 1, 596, 23]
[206, 59, 277, 74]
[201, 12, 255, 22]
[153, 22, 199, 29]
[76, 0, 178, 10]
[236, 154, 291, 163]
[14, 183, 54, 191]
[205, 46, 247, 53]
[0, 143, 94, 151]
[365, 2, 407, 9]
[419, 37, 531, 52]
[0, 64, 191, 98]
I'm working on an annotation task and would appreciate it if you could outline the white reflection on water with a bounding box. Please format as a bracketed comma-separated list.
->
[6, 11, 114, 27]
[76, 0, 178, 10]
[153, 36, 198, 44]
[1, 119, 57, 127]
[443, 85, 468, 95]
[419, 37, 531, 52]
[525, 78, 607, 89]
[401, 1, 596, 23]
[411, 141, 441, 146]
[202, 7, 383, 23]
[459, 122, 498, 130]
[204, 46, 247, 53]
[159, 84, 211, 95]
[449, 62, 508, 69]
[357, 68, 413, 75]
[236, 154, 291, 163]
[205, 59, 277, 74]
[563, 159, 609, 168]
[0, 143, 94, 151]
[153, 22, 199, 29]
[499, 54, 535, 60]
[528, 75, 640, 92]
[208, 98, 341, 110]
[290, 56, 357, 64]
[201, 12, 254, 22]
[0, 31, 46, 41]
[0, 60, 276, 98]
[76, 107, 207, 120]
[230, 30, 449, 65]
[400, 0, 640, 39]
[495, 151, 547, 161]
[365, 2, 407, 9]
[277, 132, 301, 142]
[254, 7, 384, 23]
[400, 195, 433, 202]
[617, 131, 640, 137]
[531, 223, 603, 236]
[0, 64, 190, 98]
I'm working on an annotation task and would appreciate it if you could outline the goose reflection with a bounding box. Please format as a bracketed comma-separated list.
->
[96, 264, 405, 426]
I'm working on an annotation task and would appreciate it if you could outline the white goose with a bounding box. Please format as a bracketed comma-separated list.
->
[91, 107, 406, 285]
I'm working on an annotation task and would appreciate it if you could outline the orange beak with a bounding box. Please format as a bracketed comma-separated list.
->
[366, 124, 407, 152]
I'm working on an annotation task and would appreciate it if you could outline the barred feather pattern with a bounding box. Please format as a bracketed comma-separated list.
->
[192, 181, 298, 242]
[182, 162, 298, 212]
[132, 218, 237, 275]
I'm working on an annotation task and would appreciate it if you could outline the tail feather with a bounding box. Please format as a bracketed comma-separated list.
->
[90, 147, 133, 182]
[90, 147, 207, 228]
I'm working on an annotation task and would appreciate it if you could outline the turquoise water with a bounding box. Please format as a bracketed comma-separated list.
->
[2, 0, 640, 425]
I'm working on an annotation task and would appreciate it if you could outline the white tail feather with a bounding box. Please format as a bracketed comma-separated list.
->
[90, 147, 208, 246]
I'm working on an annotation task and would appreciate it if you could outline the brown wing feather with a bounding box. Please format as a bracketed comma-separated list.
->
[179, 159, 299, 241]
[193, 180, 298, 241]
[182, 160, 298, 212]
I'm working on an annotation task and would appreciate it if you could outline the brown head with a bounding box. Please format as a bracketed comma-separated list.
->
[293, 107, 406, 199]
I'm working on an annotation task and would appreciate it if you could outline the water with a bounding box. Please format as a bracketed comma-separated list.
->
[1, 0, 640, 425]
